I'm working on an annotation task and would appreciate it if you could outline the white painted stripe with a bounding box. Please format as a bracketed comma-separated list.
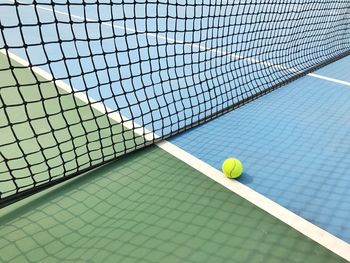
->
[13, 0, 350, 88]
[308, 73, 350, 87]
[2, 48, 350, 261]
[0, 49, 158, 142]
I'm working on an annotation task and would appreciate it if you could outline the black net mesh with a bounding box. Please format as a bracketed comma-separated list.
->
[1, 0, 350, 206]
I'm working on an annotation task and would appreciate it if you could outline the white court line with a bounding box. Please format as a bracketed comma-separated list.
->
[309, 73, 350, 87]
[0, 49, 157, 142]
[11, 0, 350, 88]
[2, 48, 350, 261]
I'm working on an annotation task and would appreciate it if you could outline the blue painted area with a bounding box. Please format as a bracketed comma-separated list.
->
[170, 73, 350, 242]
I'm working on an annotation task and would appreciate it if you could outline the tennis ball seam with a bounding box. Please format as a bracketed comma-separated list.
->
[229, 160, 236, 178]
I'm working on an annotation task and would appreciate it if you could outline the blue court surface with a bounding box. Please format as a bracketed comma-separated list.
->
[1, 1, 350, 262]
[170, 56, 350, 243]
[2, 1, 348, 137]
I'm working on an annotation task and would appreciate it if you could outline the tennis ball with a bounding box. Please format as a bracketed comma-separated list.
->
[222, 158, 243, 179]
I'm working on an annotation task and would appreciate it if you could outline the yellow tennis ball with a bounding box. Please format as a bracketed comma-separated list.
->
[222, 158, 243, 178]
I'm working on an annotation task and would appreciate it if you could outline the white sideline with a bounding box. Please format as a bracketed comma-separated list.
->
[0, 49, 156, 142]
[309, 73, 350, 87]
[2, 49, 350, 261]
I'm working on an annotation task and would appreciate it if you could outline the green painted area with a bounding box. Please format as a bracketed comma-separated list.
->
[0, 52, 144, 199]
[0, 146, 346, 262]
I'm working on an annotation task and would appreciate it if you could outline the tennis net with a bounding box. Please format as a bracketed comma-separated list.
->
[1, 0, 350, 207]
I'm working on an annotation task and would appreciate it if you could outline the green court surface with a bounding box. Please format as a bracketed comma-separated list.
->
[0, 52, 145, 200]
[0, 146, 347, 263]
[0, 53, 346, 262]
